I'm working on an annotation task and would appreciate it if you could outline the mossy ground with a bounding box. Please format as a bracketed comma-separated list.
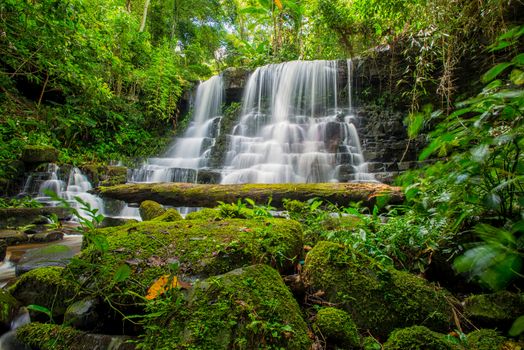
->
[303, 241, 452, 338]
[16, 323, 82, 350]
[382, 326, 454, 350]
[140, 265, 311, 350]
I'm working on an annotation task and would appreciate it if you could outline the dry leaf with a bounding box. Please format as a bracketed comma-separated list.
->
[145, 275, 179, 300]
[274, 0, 283, 10]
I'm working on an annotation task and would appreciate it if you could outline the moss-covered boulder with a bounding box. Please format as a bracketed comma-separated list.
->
[77, 219, 303, 304]
[9, 266, 78, 321]
[313, 307, 360, 349]
[464, 291, 524, 329]
[16, 323, 136, 350]
[185, 208, 220, 220]
[382, 326, 454, 350]
[141, 265, 311, 349]
[151, 208, 183, 222]
[303, 241, 453, 338]
[466, 329, 506, 350]
[0, 229, 29, 245]
[0, 289, 19, 333]
[138, 200, 166, 221]
[20, 145, 59, 164]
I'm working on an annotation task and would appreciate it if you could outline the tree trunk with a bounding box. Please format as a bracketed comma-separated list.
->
[94, 183, 404, 209]
[139, 0, 151, 32]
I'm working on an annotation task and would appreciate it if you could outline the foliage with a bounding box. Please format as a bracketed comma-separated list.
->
[0, 196, 43, 208]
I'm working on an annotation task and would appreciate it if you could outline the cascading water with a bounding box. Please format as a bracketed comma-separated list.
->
[130, 75, 224, 183]
[23, 164, 105, 219]
[221, 60, 374, 184]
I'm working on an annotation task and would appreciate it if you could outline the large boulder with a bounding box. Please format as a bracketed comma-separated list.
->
[382, 326, 454, 350]
[138, 200, 166, 221]
[20, 145, 59, 164]
[9, 266, 78, 321]
[302, 241, 454, 339]
[140, 265, 311, 349]
[0, 230, 29, 245]
[313, 307, 360, 349]
[464, 291, 524, 330]
[0, 207, 70, 229]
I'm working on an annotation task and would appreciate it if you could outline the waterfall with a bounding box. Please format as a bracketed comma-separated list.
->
[130, 75, 224, 183]
[221, 60, 374, 184]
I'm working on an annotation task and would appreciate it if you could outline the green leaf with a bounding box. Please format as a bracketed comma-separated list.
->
[510, 69, 524, 85]
[509, 315, 524, 337]
[27, 304, 53, 320]
[512, 54, 524, 66]
[482, 62, 512, 83]
[113, 264, 132, 283]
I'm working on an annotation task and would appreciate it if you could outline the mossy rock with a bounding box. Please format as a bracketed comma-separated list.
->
[303, 241, 453, 338]
[151, 208, 183, 222]
[382, 326, 454, 350]
[16, 323, 136, 350]
[139, 200, 166, 221]
[77, 218, 303, 305]
[464, 291, 524, 329]
[9, 266, 78, 320]
[466, 329, 506, 350]
[313, 307, 360, 349]
[140, 264, 311, 349]
[185, 208, 220, 220]
[0, 289, 19, 333]
[21, 145, 59, 163]
[0, 230, 29, 245]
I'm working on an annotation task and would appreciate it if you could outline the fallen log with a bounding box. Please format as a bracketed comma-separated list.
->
[94, 182, 404, 209]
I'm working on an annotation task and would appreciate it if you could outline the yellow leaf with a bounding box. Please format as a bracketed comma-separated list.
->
[274, 0, 283, 10]
[145, 275, 179, 300]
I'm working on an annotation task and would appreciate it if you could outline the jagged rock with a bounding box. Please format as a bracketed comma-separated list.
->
[140, 265, 311, 349]
[303, 241, 454, 339]
[20, 145, 59, 164]
[138, 200, 165, 221]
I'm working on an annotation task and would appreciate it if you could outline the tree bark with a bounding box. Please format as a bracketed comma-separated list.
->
[94, 183, 404, 209]
[139, 0, 151, 32]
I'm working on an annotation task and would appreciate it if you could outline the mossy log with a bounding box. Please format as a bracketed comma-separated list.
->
[95, 182, 403, 209]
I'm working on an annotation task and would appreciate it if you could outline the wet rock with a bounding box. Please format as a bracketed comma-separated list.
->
[15, 244, 76, 276]
[0, 230, 29, 245]
[313, 307, 360, 349]
[138, 200, 166, 221]
[464, 291, 524, 329]
[9, 266, 78, 321]
[20, 145, 59, 164]
[29, 230, 64, 243]
[16, 323, 136, 350]
[0, 207, 71, 229]
[0, 239, 7, 261]
[0, 330, 31, 350]
[141, 265, 311, 349]
[64, 298, 101, 331]
[196, 170, 222, 184]
[303, 241, 453, 338]
[382, 326, 453, 350]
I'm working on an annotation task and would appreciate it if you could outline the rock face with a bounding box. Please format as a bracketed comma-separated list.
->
[141, 265, 311, 349]
[20, 145, 59, 164]
[464, 291, 524, 330]
[302, 241, 453, 339]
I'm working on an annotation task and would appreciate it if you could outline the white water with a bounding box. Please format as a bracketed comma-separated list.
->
[23, 164, 106, 220]
[130, 75, 224, 183]
[221, 60, 374, 183]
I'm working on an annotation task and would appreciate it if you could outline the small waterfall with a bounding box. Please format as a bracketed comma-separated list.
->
[130, 75, 224, 183]
[24, 165, 105, 220]
[221, 60, 374, 184]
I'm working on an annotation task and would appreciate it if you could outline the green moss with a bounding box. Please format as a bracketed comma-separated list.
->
[21, 145, 59, 163]
[464, 291, 524, 325]
[141, 264, 311, 349]
[77, 218, 303, 307]
[362, 336, 382, 350]
[383, 326, 453, 350]
[151, 208, 183, 222]
[185, 208, 220, 220]
[0, 289, 19, 331]
[139, 200, 166, 221]
[466, 329, 506, 350]
[313, 307, 360, 348]
[303, 241, 453, 338]
[9, 266, 78, 319]
[16, 323, 82, 350]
